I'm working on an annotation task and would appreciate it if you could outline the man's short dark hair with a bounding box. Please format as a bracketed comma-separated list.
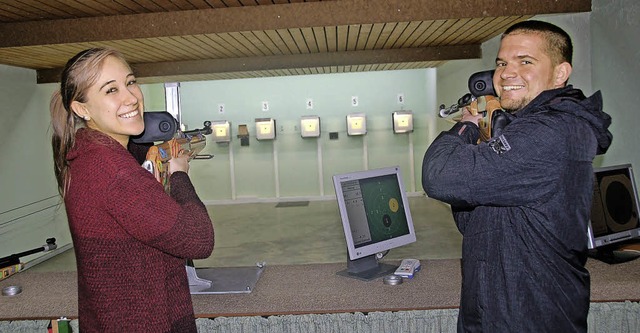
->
[502, 20, 573, 66]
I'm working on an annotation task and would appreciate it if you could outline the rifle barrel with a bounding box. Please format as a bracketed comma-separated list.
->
[0, 239, 57, 268]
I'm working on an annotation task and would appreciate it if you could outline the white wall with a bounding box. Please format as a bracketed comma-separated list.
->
[0, 66, 71, 260]
[591, 0, 640, 170]
[176, 69, 437, 202]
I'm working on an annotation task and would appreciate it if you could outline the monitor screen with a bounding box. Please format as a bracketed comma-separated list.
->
[587, 164, 640, 263]
[333, 166, 416, 280]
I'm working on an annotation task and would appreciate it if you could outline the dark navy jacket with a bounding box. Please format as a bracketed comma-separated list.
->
[422, 86, 612, 332]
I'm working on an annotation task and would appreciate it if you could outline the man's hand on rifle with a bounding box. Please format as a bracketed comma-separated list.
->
[460, 106, 483, 126]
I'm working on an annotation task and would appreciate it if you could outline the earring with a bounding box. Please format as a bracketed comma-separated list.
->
[84, 116, 91, 121]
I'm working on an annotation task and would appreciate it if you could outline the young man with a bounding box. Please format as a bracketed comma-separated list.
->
[422, 20, 612, 332]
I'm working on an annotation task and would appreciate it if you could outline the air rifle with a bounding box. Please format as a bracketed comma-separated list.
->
[132, 112, 213, 193]
[1, 238, 57, 281]
[438, 70, 504, 142]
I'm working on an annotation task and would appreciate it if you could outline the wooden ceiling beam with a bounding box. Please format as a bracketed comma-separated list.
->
[36, 44, 480, 83]
[0, 0, 591, 48]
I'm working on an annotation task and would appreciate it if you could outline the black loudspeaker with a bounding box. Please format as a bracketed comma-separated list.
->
[591, 171, 639, 236]
[131, 111, 178, 143]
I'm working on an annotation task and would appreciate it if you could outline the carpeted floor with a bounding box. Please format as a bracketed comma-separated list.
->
[27, 196, 461, 271]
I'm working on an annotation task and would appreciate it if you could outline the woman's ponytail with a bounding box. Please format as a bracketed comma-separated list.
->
[50, 89, 79, 197]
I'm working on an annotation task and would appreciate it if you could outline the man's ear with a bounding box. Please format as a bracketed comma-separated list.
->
[70, 101, 90, 120]
[554, 62, 573, 87]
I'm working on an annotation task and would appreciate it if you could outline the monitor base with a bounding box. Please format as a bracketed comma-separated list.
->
[337, 254, 398, 281]
[336, 263, 398, 281]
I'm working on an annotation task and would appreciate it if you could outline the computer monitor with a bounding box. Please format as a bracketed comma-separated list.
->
[587, 164, 640, 264]
[333, 166, 417, 280]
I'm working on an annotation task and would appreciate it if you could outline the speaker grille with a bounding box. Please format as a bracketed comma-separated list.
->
[591, 168, 640, 238]
[601, 174, 638, 232]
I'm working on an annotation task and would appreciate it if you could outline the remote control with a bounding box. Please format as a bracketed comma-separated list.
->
[394, 259, 421, 278]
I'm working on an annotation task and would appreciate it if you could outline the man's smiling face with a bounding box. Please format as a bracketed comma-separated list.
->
[493, 32, 567, 113]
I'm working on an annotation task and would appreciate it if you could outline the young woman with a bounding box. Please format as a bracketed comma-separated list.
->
[50, 47, 214, 333]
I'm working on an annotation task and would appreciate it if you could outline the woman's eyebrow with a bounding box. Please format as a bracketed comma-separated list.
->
[99, 79, 115, 91]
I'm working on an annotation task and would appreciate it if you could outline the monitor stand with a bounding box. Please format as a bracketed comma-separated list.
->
[185, 259, 266, 294]
[336, 253, 397, 281]
[588, 247, 640, 265]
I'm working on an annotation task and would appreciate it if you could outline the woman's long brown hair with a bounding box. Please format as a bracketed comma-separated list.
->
[50, 47, 129, 197]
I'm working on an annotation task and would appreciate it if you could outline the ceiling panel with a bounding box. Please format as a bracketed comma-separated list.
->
[0, 0, 592, 83]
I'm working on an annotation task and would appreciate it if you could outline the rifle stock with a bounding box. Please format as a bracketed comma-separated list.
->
[468, 95, 502, 142]
[142, 120, 212, 193]
[438, 70, 504, 142]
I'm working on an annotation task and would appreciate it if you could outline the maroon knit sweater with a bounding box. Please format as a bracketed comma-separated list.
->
[64, 129, 214, 333]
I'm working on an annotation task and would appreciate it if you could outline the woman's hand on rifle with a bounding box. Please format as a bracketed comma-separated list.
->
[167, 139, 190, 175]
